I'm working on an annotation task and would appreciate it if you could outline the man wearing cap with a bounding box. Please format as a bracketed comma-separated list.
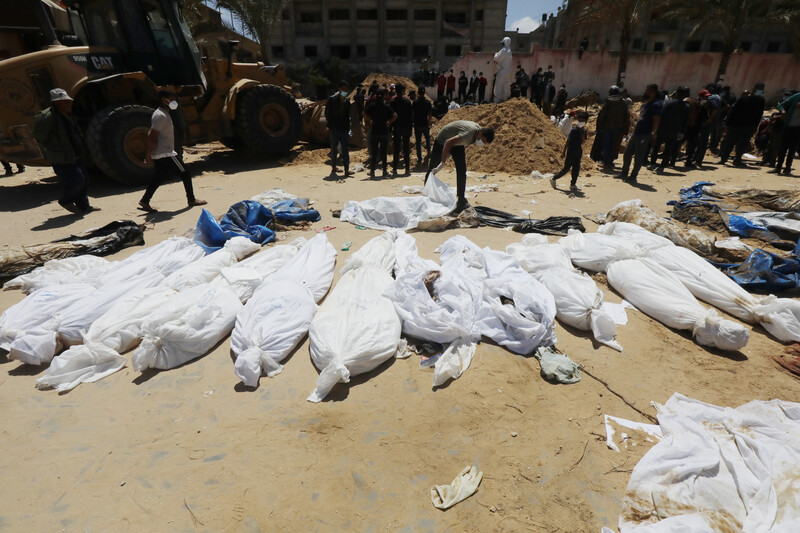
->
[140, 90, 206, 212]
[425, 120, 495, 214]
[33, 88, 100, 214]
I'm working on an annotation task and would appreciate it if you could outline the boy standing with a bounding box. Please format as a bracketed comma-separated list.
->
[551, 111, 588, 192]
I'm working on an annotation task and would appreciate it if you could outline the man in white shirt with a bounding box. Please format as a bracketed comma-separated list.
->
[140, 89, 206, 212]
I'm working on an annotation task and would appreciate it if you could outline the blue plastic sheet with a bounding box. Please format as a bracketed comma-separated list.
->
[193, 199, 321, 253]
[712, 246, 800, 292]
[194, 201, 276, 253]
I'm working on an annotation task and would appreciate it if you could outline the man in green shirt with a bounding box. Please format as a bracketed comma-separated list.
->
[425, 120, 494, 213]
[773, 91, 800, 175]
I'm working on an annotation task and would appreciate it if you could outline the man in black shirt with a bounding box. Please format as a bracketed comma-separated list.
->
[363, 89, 397, 179]
[390, 83, 413, 175]
[325, 80, 352, 176]
[412, 86, 433, 166]
[468, 70, 478, 100]
[650, 86, 690, 172]
[719, 83, 766, 166]
[457, 71, 469, 103]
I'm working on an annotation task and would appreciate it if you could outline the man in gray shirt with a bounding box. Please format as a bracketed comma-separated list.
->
[425, 120, 494, 213]
[140, 89, 206, 212]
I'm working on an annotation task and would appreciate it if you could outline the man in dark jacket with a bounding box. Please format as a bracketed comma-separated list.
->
[617, 83, 662, 184]
[554, 84, 568, 116]
[596, 85, 630, 169]
[390, 83, 413, 175]
[364, 89, 397, 179]
[651, 86, 690, 172]
[325, 80, 353, 176]
[33, 88, 99, 214]
[457, 71, 469, 102]
[468, 70, 479, 100]
[412, 86, 433, 166]
[719, 83, 766, 166]
[532, 67, 544, 106]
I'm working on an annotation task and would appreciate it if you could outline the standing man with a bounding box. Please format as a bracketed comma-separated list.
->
[446, 69, 456, 101]
[140, 89, 206, 212]
[617, 83, 662, 184]
[390, 83, 413, 175]
[425, 120, 495, 213]
[468, 70, 479, 100]
[719, 83, 765, 166]
[578, 37, 589, 59]
[519, 70, 531, 99]
[325, 80, 353, 176]
[412, 86, 433, 166]
[543, 65, 555, 85]
[543, 79, 556, 115]
[596, 85, 630, 169]
[363, 89, 397, 179]
[457, 71, 469, 103]
[532, 67, 544, 106]
[436, 71, 447, 100]
[551, 110, 589, 192]
[554, 84, 569, 116]
[692, 89, 720, 167]
[773, 90, 800, 175]
[33, 88, 99, 214]
[477, 72, 488, 103]
[651, 86, 690, 172]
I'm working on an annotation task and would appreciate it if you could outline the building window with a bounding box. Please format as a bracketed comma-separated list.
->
[766, 41, 781, 53]
[271, 45, 284, 58]
[300, 11, 322, 24]
[357, 9, 378, 20]
[412, 45, 429, 58]
[387, 9, 407, 21]
[356, 45, 367, 57]
[329, 8, 350, 21]
[476, 10, 484, 22]
[331, 45, 351, 59]
[443, 12, 467, 24]
[709, 41, 723, 52]
[685, 40, 701, 52]
[388, 45, 407, 57]
[632, 38, 643, 50]
[304, 45, 317, 58]
[739, 41, 752, 52]
[414, 9, 436, 21]
[472, 46, 481, 52]
[281, 10, 289, 20]
[653, 42, 665, 52]
[444, 44, 461, 56]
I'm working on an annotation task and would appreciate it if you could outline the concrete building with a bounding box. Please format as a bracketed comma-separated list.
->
[532, 1, 794, 56]
[269, 0, 508, 72]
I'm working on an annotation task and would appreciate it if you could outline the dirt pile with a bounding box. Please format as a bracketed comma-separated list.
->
[355, 73, 418, 94]
[431, 99, 572, 175]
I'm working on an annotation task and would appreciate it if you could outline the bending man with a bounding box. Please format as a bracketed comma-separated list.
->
[425, 120, 494, 214]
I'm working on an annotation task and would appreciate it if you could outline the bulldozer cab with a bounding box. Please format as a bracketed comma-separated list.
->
[66, 0, 206, 89]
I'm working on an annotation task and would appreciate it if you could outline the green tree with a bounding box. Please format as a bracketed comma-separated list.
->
[662, 0, 800, 81]
[559, 0, 655, 86]
[214, 0, 290, 62]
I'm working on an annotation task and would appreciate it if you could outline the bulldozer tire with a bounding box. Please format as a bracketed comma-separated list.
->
[220, 134, 245, 150]
[234, 85, 301, 154]
[86, 105, 155, 185]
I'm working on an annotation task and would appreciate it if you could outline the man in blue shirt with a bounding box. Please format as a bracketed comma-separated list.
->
[617, 84, 661, 183]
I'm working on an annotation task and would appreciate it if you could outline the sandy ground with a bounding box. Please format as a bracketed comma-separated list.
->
[1, 144, 800, 532]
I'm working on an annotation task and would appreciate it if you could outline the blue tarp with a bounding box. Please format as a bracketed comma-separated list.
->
[712, 246, 800, 293]
[670, 181, 800, 292]
[194, 199, 321, 253]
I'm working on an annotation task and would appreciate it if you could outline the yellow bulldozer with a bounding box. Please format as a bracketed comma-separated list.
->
[0, 0, 302, 184]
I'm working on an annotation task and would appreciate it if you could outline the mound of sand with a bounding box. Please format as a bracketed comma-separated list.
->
[432, 99, 573, 175]
[355, 73, 418, 95]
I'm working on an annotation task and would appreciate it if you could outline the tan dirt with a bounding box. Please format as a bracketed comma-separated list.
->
[1, 149, 799, 531]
